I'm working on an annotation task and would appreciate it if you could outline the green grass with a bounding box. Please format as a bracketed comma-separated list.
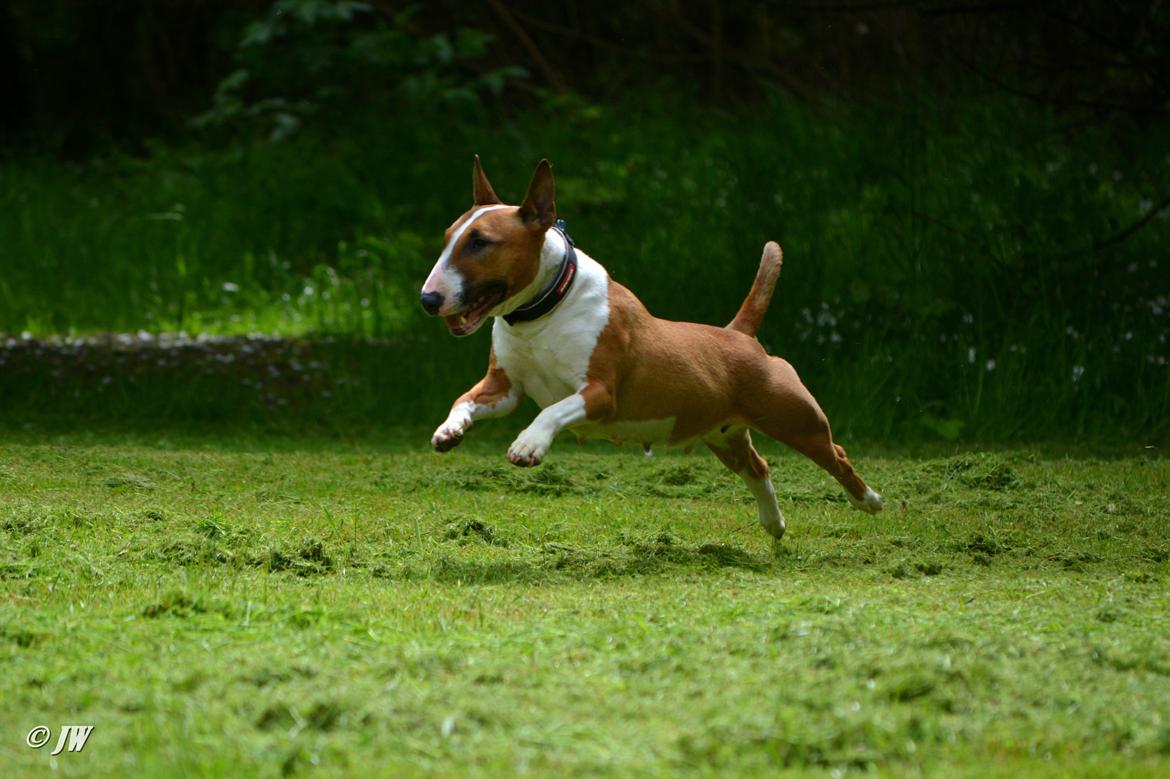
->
[1, 431, 1168, 776]
[2, 91, 1168, 442]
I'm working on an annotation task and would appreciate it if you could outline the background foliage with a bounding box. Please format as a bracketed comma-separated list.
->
[0, 0, 1167, 442]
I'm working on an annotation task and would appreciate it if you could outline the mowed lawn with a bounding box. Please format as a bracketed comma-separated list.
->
[0, 432, 1168, 777]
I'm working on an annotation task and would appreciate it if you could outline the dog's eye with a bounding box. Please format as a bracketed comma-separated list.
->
[467, 233, 491, 252]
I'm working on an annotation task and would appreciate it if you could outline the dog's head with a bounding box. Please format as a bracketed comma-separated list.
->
[420, 157, 557, 336]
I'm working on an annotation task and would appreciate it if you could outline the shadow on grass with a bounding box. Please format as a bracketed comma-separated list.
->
[381, 536, 772, 585]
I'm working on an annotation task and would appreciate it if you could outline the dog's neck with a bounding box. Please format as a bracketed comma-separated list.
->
[497, 226, 574, 318]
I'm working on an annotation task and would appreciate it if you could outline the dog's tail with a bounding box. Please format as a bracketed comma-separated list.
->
[726, 241, 783, 337]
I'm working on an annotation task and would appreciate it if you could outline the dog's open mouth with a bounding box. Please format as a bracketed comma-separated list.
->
[444, 286, 506, 336]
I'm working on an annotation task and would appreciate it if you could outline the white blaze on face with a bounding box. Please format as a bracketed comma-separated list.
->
[421, 205, 510, 314]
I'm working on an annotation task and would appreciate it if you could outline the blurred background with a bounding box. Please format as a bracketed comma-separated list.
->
[0, 0, 1167, 443]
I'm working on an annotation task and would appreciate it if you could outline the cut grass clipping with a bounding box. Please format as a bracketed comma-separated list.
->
[1, 434, 1168, 776]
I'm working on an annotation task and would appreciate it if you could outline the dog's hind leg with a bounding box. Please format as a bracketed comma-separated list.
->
[707, 429, 786, 538]
[786, 432, 883, 514]
[743, 359, 883, 514]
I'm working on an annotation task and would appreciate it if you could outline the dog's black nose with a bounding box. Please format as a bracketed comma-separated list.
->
[420, 291, 444, 316]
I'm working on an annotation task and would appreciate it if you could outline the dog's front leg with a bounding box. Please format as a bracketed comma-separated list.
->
[432, 355, 521, 452]
[507, 382, 613, 467]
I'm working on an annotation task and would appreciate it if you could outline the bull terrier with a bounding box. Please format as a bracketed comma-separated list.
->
[419, 157, 882, 538]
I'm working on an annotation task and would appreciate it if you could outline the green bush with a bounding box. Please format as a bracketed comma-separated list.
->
[1, 91, 1166, 441]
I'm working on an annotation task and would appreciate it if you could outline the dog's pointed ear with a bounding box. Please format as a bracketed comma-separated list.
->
[518, 159, 556, 230]
[472, 154, 501, 205]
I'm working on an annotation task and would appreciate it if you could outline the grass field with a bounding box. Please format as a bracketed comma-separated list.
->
[1, 430, 1167, 776]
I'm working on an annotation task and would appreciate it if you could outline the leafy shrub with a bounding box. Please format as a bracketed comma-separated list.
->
[194, 0, 526, 140]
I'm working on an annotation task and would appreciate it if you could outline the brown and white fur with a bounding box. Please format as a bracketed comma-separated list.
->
[419, 157, 882, 539]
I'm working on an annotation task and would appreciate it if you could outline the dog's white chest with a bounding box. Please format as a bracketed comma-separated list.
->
[494, 334, 579, 407]
[491, 254, 610, 409]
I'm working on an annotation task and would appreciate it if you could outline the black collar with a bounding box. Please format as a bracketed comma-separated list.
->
[504, 220, 578, 325]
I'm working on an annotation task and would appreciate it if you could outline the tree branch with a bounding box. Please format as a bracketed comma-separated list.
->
[1094, 193, 1170, 252]
[482, 0, 567, 92]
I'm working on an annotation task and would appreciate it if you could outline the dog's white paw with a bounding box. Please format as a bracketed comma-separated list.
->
[849, 487, 884, 514]
[432, 423, 465, 453]
[760, 513, 786, 540]
[507, 427, 551, 467]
